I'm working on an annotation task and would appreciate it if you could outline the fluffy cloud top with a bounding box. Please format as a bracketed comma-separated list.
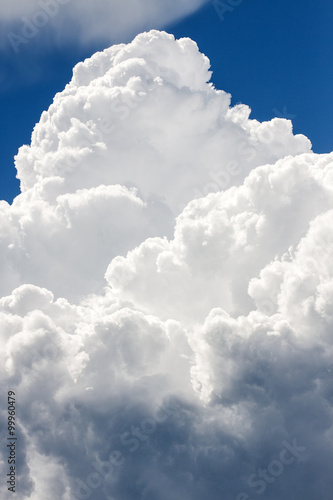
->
[5, 30, 311, 301]
[1, 30, 333, 500]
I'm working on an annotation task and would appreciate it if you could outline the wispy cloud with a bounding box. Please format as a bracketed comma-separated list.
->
[1, 0, 209, 52]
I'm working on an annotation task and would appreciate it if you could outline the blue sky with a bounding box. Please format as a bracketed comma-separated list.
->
[0, 0, 332, 203]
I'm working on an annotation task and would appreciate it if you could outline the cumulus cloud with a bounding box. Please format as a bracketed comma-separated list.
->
[1, 30, 333, 500]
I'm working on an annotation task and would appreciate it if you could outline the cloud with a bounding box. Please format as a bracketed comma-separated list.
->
[0, 30, 309, 302]
[1, 0, 209, 51]
[1, 30, 333, 499]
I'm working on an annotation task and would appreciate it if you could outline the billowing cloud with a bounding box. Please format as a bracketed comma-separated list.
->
[1, 30, 333, 500]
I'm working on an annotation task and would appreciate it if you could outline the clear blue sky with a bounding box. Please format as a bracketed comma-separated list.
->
[1, 0, 332, 203]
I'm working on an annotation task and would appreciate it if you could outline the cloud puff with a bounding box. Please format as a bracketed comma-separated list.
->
[3, 30, 310, 300]
[1, 30, 333, 500]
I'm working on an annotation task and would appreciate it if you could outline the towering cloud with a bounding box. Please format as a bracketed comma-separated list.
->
[1, 31, 332, 500]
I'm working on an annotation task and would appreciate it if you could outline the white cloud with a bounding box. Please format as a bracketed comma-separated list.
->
[2, 0, 209, 50]
[0, 30, 309, 302]
[1, 30, 333, 499]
